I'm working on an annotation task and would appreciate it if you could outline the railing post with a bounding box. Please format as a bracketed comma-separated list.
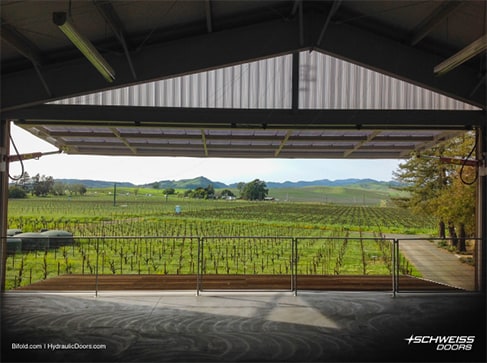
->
[394, 239, 400, 296]
[391, 239, 396, 297]
[293, 237, 298, 296]
[95, 237, 99, 298]
[196, 237, 201, 296]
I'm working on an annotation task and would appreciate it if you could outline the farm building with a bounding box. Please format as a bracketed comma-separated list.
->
[0, 1, 485, 362]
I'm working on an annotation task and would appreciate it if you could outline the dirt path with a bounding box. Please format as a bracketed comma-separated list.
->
[384, 234, 476, 291]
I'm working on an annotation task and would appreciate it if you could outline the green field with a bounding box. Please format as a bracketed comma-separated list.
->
[5, 190, 432, 289]
[268, 185, 407, 205]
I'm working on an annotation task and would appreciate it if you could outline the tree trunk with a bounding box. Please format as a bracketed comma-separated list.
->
[458, 223, 467, 253]
[448, 221, 458, 248]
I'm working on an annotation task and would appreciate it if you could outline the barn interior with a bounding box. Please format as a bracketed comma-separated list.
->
[1, 1, 486, 362]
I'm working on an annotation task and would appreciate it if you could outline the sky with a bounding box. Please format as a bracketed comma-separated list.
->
[8, 124, 402, 185]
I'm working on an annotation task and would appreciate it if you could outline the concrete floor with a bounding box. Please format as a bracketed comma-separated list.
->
[1, 291, 485, 362]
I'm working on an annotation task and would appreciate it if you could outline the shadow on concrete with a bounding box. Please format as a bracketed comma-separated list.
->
[1, 291, 485, 362]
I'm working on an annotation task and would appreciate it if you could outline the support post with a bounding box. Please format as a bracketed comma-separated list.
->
[293, 238, 298, 296]
[95, 238, 100, 297]
[292, 52, 299, 112]
[476, 125, 486, 293]
[0, 120, 11, 291]
[196, 237, 201, 296]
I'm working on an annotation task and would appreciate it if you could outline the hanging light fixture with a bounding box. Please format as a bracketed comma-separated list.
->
[53, 11, 115, 82]
[434, 34, 487, 76]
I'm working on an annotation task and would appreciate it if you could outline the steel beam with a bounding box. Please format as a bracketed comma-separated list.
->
[1, 17, 303, 112]
[313, 17, 485, 110]
[0, 21, 42, 65]
[1, 12, 485, 111]
[205, 0, 213, 33]
[410, 1, 464, 46]
[5, 104, 484, 129]
[1, 20, 52, 97]
[94, 0, 137, 80]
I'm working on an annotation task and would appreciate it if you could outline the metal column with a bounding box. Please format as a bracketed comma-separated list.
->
[0, 119, 10, 291]
[477, 125, 487, 293]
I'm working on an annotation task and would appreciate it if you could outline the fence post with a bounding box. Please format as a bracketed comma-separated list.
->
[95, 238, 99, 298]
[391, 239, 396, 297]
[196, 237, 201, 296]
[293, 238, 298, 296]
[394, 239, 400, 296]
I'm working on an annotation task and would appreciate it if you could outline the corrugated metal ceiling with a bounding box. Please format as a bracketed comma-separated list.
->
[21, 123, 462, 159]
[52, 51, 477, 110]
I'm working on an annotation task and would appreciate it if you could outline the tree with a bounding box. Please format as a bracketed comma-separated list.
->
[75, 184, 87, 195]
[67, 183, 87, 195]
[32, 174, 54, 196]
[218, 189, 236, 199]
[192, 187, 207, 199]
[241, 179, 268, 201]
[8, 186, 27, 198]
[206, 184, 215, 199]
[236, 182, 246, 196]
[184, 185, 216, 199]
[393, 132, 476, 237]
[52, 181, 67, 196]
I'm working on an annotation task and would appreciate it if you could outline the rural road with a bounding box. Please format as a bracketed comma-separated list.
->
[384, 234, 476, 291]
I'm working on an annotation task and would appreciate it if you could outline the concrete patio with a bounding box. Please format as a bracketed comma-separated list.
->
[1, 290, 485, 362]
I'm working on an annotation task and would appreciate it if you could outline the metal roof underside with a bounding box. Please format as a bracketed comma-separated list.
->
[16, 122, 466, 159]
[2, 1, 486, 159]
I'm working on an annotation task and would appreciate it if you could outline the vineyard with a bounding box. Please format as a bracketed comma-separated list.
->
[5, 193, 434, 290]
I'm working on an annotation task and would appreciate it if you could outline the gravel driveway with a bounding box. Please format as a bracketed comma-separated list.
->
[385, 234, 476, 291]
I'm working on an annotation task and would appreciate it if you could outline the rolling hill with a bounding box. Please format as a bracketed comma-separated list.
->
[54, 176, 404, 205]
[58, 176, 400, 191]
[267, 185, 406, 205]
[147, 176, 227, 190]
[56, 179, 135, 188]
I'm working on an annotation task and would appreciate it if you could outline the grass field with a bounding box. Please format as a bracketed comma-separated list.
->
[267, 185, 407, 205]
[5, 190, 432, 289]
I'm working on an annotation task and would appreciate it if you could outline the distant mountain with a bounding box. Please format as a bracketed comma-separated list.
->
[146, 176, 227, 190]
[57, 177, 400, 190]
[232, 178, 400, 189]
[56, 179, 135, 188]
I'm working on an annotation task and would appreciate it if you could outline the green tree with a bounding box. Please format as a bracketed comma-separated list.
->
[8, 186, 27, 198]
[218, 189, 236, 199]
[68, 183, 87, 195]
[205, 184, 215, 199]
[77, 184, 87, 195]
[32, 174, 54, 196]
[241, 179, 269, 201]
[393, 132, 476, 237]
[236, 182, 246, 196]
[52, 181, 66, 196]
[12, 171, 32, 191]
[192, 187, 207, 199]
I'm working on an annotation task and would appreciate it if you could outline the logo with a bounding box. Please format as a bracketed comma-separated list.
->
[404, 334, 475, 351]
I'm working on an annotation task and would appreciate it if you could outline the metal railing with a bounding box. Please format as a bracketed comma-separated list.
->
[1, 235, 481, 295]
